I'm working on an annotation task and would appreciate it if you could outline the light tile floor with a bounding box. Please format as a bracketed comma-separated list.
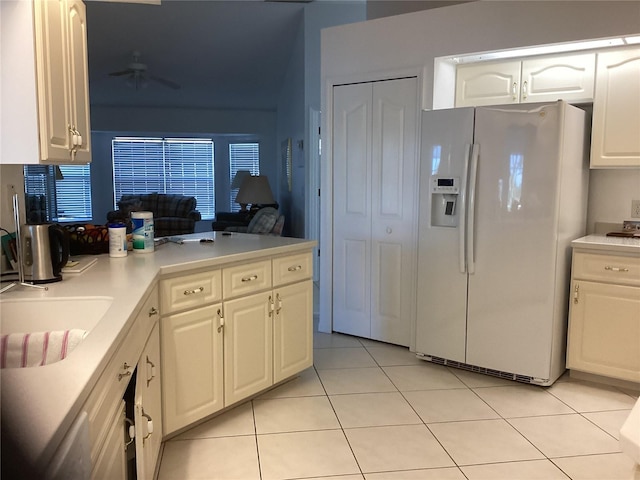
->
[158, 331, 640, 480]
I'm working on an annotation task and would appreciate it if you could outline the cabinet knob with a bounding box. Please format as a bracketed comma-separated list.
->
[148, 306, 159, 317]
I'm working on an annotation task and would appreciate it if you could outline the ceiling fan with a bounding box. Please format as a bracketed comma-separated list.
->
[108, 51, 181, 90]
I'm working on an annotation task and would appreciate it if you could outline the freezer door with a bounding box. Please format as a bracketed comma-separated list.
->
[466, 103, 562, 379]
[416, 107, 474, 362]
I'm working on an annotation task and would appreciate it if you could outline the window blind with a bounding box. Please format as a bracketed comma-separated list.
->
[229, 143, 260, 212]
[112, 137, 216, 219]
[24, 165, 91, 222]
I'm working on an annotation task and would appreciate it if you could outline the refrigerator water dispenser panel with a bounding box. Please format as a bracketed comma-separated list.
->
[431, 176, 460, 227]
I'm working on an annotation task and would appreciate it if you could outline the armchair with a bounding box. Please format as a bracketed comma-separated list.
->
[223, 207, 284, 236]
[106, 193, 202, 237]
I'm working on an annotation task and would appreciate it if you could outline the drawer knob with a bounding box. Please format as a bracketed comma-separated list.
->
[148, 306, 159, 317]
[241, 274, 258, 283]
[184, 286, 205, 296]
[604, 266, 629, 272]
[287, 265, 303, 272]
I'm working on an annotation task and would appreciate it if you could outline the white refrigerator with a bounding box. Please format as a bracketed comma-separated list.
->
[415, 101, 589, 386]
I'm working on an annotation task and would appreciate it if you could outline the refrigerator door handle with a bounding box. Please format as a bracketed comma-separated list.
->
[459, 144, 471, 274]
[466, 144, 480, 275]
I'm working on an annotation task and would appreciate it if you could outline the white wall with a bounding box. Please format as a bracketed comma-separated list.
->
[319, 0, 640, 331]
[275, 2, 366, 238]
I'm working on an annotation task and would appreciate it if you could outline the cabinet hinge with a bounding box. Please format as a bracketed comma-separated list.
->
[573, 284, 579, 304]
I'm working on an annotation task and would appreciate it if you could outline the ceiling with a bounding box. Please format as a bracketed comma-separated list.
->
[86, 0, 313, 110]
[85, 1, 468, 111]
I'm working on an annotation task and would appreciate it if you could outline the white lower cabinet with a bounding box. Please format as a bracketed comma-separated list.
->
[274, 280, 314, 383]
[85, 286, 160, 480]
[224, 291, 273, 405]
[567, 250, 640, 383]
[160, 250, 313, 437]
[135, 323, 163, 480]
[161, 304, 224, 435]
[92, 401, 127, 480]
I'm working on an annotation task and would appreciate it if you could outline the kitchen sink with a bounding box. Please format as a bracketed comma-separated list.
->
[0, 297, 113, 368]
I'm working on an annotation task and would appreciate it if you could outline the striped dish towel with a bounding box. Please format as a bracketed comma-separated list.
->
[0, 329, 88, 368]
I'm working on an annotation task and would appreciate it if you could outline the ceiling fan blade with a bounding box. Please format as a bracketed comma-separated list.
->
[109, 69, 135, 77]
[149, 75, 181, 90]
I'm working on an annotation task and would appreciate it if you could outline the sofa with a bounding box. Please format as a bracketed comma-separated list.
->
[107, 193, 202, 237]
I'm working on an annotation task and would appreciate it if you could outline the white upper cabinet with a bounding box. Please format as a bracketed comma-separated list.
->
[456, 53, 595, 107]
[590, 48, 640, 168]
[456, 60, 521, 106]
[0, 0, 91, 164]
[520, 53, 595, 103]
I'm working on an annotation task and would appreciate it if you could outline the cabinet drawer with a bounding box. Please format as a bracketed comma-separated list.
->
[161, 270, 222, 314]
[273, 252, 313, 286]
[573, 252, 640, 287]
[223, 260, 271, 299]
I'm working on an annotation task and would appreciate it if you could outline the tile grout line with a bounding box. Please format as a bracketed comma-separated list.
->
[313, 363, 366, 478]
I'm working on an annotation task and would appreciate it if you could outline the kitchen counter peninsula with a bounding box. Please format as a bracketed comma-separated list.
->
[0, 232, 316, 478]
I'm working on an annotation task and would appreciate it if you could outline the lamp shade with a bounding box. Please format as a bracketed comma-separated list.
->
[231, 170, 251, 189]
[235, 175, 275, 205]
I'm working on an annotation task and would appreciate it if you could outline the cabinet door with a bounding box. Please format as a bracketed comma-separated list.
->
[455, 60, 521, 107]
[521, 53, 595, 103]
[274, 280, 313, 383]
[591, 48, 640, 167]
[135, 323, 162, 480]
[34, 0, 73, 162]
[224, 292, 273, 405]
[66, 0, 91, 163]
[92, 401, 126, 480]
[161, 304, 224, 435]
[567, 280, 640, 382]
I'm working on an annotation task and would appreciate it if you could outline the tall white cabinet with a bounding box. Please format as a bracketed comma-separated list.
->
[1, 0, 91, 165]
[332, 77, 418, 346]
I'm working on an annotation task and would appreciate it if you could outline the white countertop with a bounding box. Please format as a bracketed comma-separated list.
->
[0, 232, 315, 472]
[572, 234, 640, 255]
